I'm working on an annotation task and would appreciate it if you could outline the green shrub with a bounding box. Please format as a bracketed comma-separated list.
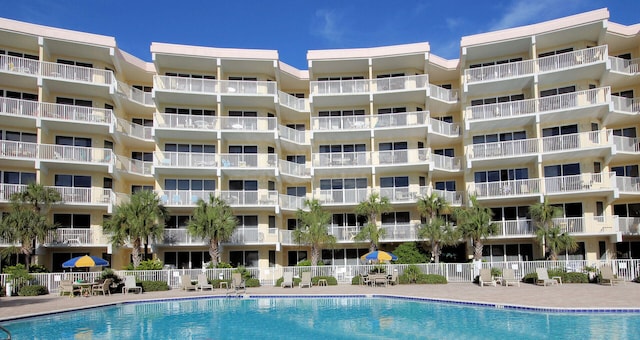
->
[522, 272, 537, 284]
[490, 267, 502, 278]
[416, 274, 447, 284]
[207, 262, 232, 269]
[140, 280, 169, 292]
[352, 275, 363, 285]
[18, 285, 48, 296]
[28, 264, 49, 273]
[522, 270, 588, 284]
[312, 276, 337, 286]
[99, 268, 122, 285]
[399, 264, 422, 284]
[393, 242, 429, 264]
[3, 264, 33, 292]
[0, 285, 4, 297]
[136, 259, 164, 270]
[564, 272, 588, 283]
[245, 278, 261, 287]
[634, 276, 640, 283]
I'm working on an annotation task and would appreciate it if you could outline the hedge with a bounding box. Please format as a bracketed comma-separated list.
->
[18, 285, 49, 296]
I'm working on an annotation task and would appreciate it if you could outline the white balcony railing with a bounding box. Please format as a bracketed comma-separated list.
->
[279, 194, 307, 211]
[328, 225, 360, 242]
[117, 119, 153, 141]
[544, 172, 615, 193]
[611, 134, 640, 153]
[466, 87, 609, 121]
[39, 144, 113, 165]
[40, 102, 113, 125]
[618, 217, 640, 235]
[279, 125, 308, 144]
[380, 223, 419, 241]
[219, 80, 276, 95]
[315, 188, 369, 205]
[311, 78, 370, 95]
[0, 183, 27, 202]
[313, 152, 370, 167]
[542, 131, 610, 153]
[379, 187, 417, 202]
[372, 75, 429, 93]
[465, 59, 536, 83]
[429, 117, 460, 136]
[45, 228, 93, 245]
[431, 153, 461, 171]
[40, 60, 114, 86]
[610, 96, 640, 114]
[0, 55, 40, 76]
[375, 148, 430, 166]
[153, 76, 276, 95]
[49, 187, 113, 205]
[615, 176, 640, 193]
[279, 160, 310, 177]
[552, 217, 585, 234]
[0, 97, 38, 118]
[155, 151, 217, 168]
[218, 190, 278, 206]
[219, 116, 276, 131]
[0, 140, 38, 159]
[419, 186, 464, 206]
[429, 84, 459, 102]
[469, 138, 539, 159]
[155, 113, 217, 130]
[537, 46, 607, 73]
[229, 228, 265, 244]
[313, 115, 371, 130]
[278, 91, 307, 111]
[472, 178, 542, 198]
[608, 56, 640, 74]
[116, 81, 154, 106]
[159, 190, 216, 206]
[116, 156, 153, 176]
[219, 153, 277, 168]
[492, 219, 534, 237]
[163, 229, 206, 245]
[376, 110, 429, 128]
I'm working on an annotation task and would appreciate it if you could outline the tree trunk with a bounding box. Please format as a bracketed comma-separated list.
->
[21, 240, 32, 271]
[369, 242, 376, 253]
[209, 239, 219, 267]
[311, 245, 320, 266]
[473, 240, 484, 261]
[131, 238, 142, 268]
[432, 243, 440, 264]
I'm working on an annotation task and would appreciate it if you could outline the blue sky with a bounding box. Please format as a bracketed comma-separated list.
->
[4, 0, 639, 69]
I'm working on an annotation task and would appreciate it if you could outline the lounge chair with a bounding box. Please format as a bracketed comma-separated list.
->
[387, 271, 398, 286]
[479, 268, 496, 287]
[196, 274, 214, 291]
[181, 275, 197, 291]
[299, 272, 312, 288]
[600, 265, 625, 286]
[59, 280, 80, 298]
[92, 278, 112, 296]
[281, 272, 294, 288]
[535, 268, 559, 286]
[122, 275, 142, 294]
[231, 273, 246, 294]
[502, 269, 520, 287]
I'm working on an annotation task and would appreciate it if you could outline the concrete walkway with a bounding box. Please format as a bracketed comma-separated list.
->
[1, 282, 639, 321]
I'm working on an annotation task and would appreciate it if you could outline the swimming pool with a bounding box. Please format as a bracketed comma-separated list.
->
[4, 296, 640, 339]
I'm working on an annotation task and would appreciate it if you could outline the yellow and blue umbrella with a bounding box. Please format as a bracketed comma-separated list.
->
[360, 250, 398, 262]
[62, 255, 109, 268]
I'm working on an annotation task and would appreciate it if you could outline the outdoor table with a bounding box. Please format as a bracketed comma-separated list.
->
[73, 282, 93, 296]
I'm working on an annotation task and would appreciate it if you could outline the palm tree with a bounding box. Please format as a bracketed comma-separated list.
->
[102, 190, 168, 268]
[529, 196, 563, 259]
[187, 195, 238, 267]
[417, 192, 449, 221]
[418, 217, 459, 263]
[293, 199, 335, 265]
[0, 205, 54, 270]
[536, 225, 578, 260]
[354, 193, 392, 252]
[0, 183, 62, 270]
[453, 195, 498, 261]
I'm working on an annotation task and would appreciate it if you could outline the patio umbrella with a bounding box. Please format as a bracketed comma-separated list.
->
[360, 250, 398, 262]
[62, 255, 109, 268]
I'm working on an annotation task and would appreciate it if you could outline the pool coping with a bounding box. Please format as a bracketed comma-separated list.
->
[3, 293, 640, 323]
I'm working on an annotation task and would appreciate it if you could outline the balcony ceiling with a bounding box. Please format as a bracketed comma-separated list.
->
[464, 37, 532, 62]
[154, 54, 218, 74]
[535, 22, 604, 50]
[44, 39, 113, 64]
[371, 54, 426, 73]
[0, 30, 39, 52]
[310, 59, 369, 76]
[220, 59, 275, 76]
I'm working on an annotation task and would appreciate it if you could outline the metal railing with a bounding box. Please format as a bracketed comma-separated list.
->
[159, 190, 216, 206]
[469, 138, 539, 159]
[0, 183, 27, 202]
[279, 125, 308, 144]
[608, 56, 640, 74]
[544, 172, 615, 193]
[0, 97, 38, 118]
[429, 117, 460, 136]
[278, 160, 310, 177]
[418, 186, 464, 206]
[41, 60, 114, 85]
[116, 81, 154, 106]
[429, 84, 459, 102]
[40, 102, 113, 125]
[117, 118, 153, 140]
[39, 144, 113, 165]
[615, 176, 640, 192]
[153, 76, 276, 95]
[374, 148, 429, 166]
[431, 153, 461, 171]
[115, 155, 153, 176]
[312, 115, 371, 130]
[155, 151, 217, 168]
[155, 112, 217, 130]
[379, 187, 418, 202]
[611, 134, 640, 153]
[541, 131, 610, 153]
[49, 186, 113, 205]
[315, 188, 369, 205]
[471, 178, 542, 198]
[279, 194, 307, 211]
[313, 152, 370, 167]
[278, 91, 307, 111]
[610, 95, 640, 113]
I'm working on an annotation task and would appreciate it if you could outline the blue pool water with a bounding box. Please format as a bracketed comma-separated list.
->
[4, 296, 640, 339]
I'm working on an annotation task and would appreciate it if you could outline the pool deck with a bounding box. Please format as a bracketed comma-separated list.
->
[1, 282, 639, 321]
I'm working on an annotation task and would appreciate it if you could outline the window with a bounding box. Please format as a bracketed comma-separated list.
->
[380, 176, 409, 188]
[332, 213, 366, 226]
[538, 47, 573, 58]
[318, 144, 366, 153]
[319, 178, 367, 190]
[132, 152, 153, 162]
[435, 181, 456, 191]
[2, 131, 36, 143]
[611, 127, 637, 138]
[56, 97, 92, 108]
[544, 163, 580, 177]
[472, 131, 526, 144]
[54, 214, 90, 228]
[433, 148, 455, 157]
[471, 94, 524, 106]
[286, 250, 307, 266]
[318, 109, 365, 117]
[132, 118, 153, 127]
[286, 187, 306, 197]
[474, 168, 529, 182]
[611, 90, 634, 99]
[230, 250, 259, 267]
[2, 90, 38, 101]
[286, 155, 306, 164]
[133, 85, 153, 93]
[228, 145, 257, 154]
[1, 171, 36, 184]
[164, 179, 215, 191]
[131, 185, 153, 193]
[611, 165, 639, 177]
[164, 251, 211, 269]
[229, 180, 257, 191]
[55, 174, 91, 187]
[286, 124, 305, 131]
[55, 136, 91, 147]
[381, 211, 410, 225]
[542, 124, 578, 137]
[166, 215, 190, 229]
[165, 143, 215, 153]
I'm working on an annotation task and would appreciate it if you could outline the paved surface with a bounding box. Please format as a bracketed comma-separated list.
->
[1, 282, 639, 321]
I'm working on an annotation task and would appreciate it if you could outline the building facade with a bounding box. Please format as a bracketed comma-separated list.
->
[0, 8, 638, 273]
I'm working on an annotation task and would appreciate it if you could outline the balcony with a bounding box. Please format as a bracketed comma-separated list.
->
[278, 160, 311, 180]
[312, 152, 371, 175]
[371, 75, 429, 104]
[278, 91, 308, 112]
[154, 113, 217, 140]
[41, 60, 115, 98]
[467, 138, 539, 168]
[490, 219, 534, 237]
[163, 229, 205, 245]
[379, 187, 418, 203]
[310, 75, 428, 106]
[228, 228, 267, 245]
[50, 187, 114, 211]
[419, 186, 464, 206]
[541, 131, 612, 162]
[544, 172, 616, 198]
[115, 156, 153, 177]
[116, 81, 154, 107]
[0, 141, 38, 166]
[116, 119, 154, 147]
[618, 217, 640, 235]
[279, 194, 307, 211]
[614, 176, 640, 196]
[312, 115, 371, 133]
[219, 153, 277, 173]
[154, 151, 217, 175]
[471, 178, 543, 200]
[39, 144, 114, 172]
[605, 56, 640, 88]
[279, 125, 309, 146]
[380, 223, 419, 242]
[607, 96, 639, 125]
[39, 102, 114, 134]
[537, 87, 610, 123]
[315, 188, 369, 206]
[328, 225, 360, 242]
[431, 153, 462, 172]
[220, 116, 277, 140]
[373, 148, 430, 173]
[159, 190, 216, 206]
[0, 97, 38, 128]
[0, 183, 27, 203]
[373, 111, 429, 140]
[428, 117, 460, 138]
[0, 55, 39, 88]
[44, 228, 96, 246]
[428, 84, 459, 103]
[611, 134, 640, 164]
[218, 190, 278, 208]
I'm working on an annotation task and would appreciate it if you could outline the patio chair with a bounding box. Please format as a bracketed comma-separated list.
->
[502, 269, 520, 287]
[299, 272, 312, 288]
[359, 274, 371, 286]
[59, 280, 80, 298]
[122, 275, 142, 294]
[231, 273, 246, 294]
[181, 275, 197, 291]
[281, 272, 294, 288]
[535, 268, 559, 286]
[387, 271, 398, 286]
[196, 274, 214, 291]
[92, 278, 113, 296]
[599, 265, 625, 286]
[479, 268, 496, 287]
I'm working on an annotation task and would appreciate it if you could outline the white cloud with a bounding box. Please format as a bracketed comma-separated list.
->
[489, 0, 581, 31]
[446, 17, 463, 30]
[311, 9, 345, 43]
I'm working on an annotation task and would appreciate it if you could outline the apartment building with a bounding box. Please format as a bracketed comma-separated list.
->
[0, 8, 638, 272]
